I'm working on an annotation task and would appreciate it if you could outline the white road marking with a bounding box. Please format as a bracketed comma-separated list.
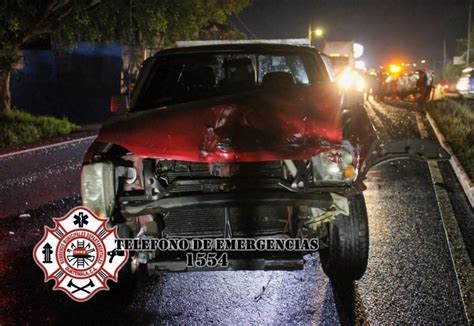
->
[0, 135, 96, 159]
[415, 111, 473, 324]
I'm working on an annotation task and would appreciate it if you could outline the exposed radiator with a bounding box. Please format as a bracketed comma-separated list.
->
[163, 206, 289, 237]
[162, 161, 285, 181]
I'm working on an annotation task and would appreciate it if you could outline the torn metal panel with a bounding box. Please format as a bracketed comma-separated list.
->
[305, 193, 350, 231]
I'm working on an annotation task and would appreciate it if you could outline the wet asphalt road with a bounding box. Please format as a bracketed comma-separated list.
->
[0, 139, 93, 219]
[0, 100, 472, 324]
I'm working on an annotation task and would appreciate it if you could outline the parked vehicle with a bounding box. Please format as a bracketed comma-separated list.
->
[456, 67, 474, 99]
[81, 43, 449, 282]
[380, 65, 434, 104]
[435, 80, 456, 93]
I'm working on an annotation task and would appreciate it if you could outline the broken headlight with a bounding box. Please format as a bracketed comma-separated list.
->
[311, 150, 357, 183]
[81, 162, 115, 217]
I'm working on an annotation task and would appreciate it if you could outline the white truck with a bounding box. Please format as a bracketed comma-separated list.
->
[323, 41, 366, 105]
[323, 41, 359, 75]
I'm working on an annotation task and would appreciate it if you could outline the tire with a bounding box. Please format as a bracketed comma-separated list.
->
[319, 194, 369, 282]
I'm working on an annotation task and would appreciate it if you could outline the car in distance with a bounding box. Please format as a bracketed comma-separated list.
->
[456, 67, 474, 99]
[81, 43, 449, 282]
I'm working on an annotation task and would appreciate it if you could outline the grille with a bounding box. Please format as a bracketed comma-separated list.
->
[162, 161, 284, 181]
[162, 161, 286, 194]
[163, 206, 289, 237]
[160, 161, 289, 237]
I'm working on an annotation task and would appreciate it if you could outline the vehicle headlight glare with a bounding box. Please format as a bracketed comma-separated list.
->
[338, 71, 354, 90]
[355, 76, 365, 91]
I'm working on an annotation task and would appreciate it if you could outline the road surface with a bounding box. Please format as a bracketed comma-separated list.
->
[0, 99, 472, 324]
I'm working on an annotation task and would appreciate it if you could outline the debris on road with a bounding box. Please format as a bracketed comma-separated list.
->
[254, 276, 273, 302]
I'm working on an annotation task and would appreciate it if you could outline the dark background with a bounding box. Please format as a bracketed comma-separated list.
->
[12, 43, 122, 123]
[11, 0, 471, 123]
[234, 0, 470, 66]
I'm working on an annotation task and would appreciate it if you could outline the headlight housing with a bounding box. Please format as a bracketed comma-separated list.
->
[81, 162, 115, 217]
[312, 150, 357, 183]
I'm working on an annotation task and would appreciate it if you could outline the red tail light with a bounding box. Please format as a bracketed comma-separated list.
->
[110, 96, 118, 113]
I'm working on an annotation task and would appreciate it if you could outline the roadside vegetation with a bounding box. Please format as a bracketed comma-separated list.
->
[0, 1, 250, 116]
[0, 110, 78, 148]
[426, 100, 474, 179]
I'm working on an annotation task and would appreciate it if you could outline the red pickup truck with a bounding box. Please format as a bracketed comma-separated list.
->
[81, 43, 448, 282]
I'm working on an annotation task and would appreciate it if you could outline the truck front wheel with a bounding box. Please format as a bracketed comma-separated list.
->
[319, 193, 369, 282]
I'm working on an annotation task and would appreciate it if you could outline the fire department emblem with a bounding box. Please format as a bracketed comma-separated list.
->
[33, 207, 128, 302]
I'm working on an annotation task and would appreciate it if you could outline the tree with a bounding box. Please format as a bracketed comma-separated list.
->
[441, 63, 464, 83]
[0, 0, 251, 116]
[455, 25, 474, 65]
[198, 22, 247, 40]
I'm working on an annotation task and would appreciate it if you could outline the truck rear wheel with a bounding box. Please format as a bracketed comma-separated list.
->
[319, 194, 369, 282]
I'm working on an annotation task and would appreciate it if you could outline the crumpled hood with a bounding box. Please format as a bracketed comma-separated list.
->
[96, 83, 342, 162]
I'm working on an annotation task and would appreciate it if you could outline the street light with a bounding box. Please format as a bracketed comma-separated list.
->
[421, 59, 426, 64]
[308, 25, 324, 45]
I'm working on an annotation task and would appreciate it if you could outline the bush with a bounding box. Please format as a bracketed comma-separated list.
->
[0, 109, 78, 147]
[440, 63, 463, 84]
[426, 100, 474, 179]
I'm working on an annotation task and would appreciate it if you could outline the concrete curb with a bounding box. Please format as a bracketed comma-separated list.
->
[426, 112, 474, 207]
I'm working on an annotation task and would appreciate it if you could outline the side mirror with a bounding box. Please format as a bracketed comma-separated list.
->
[110, 94, 129, 114]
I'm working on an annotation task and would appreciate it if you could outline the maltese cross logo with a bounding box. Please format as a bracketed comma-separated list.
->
[33, 207, 128, 302]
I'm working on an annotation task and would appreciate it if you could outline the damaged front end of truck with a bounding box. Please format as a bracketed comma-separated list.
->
[80, 44, 449, 281]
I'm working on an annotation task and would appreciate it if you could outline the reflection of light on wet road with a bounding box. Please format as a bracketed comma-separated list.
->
[364, 168, 393, 239]
[358, 158, 466, 324]
[132, 258, 339, 324]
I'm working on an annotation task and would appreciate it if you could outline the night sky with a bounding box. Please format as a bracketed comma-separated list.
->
[233, 0, 470, 68]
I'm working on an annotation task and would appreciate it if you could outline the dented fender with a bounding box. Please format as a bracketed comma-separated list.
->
[362, 138, 450, 174]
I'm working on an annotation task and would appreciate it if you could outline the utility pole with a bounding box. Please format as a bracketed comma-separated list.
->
[443, 39, 447, 67]
[308, 24, 312, 46]
[308, 24, 324, 48]
[467, 0, 472, 66]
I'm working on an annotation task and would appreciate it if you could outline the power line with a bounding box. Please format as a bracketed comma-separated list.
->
[234, 14, 258, 39]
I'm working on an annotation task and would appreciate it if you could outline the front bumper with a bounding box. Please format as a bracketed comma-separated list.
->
[121, 191, 334, 217]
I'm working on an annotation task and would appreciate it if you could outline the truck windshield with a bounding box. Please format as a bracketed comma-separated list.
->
[134, 51, 328, 110]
